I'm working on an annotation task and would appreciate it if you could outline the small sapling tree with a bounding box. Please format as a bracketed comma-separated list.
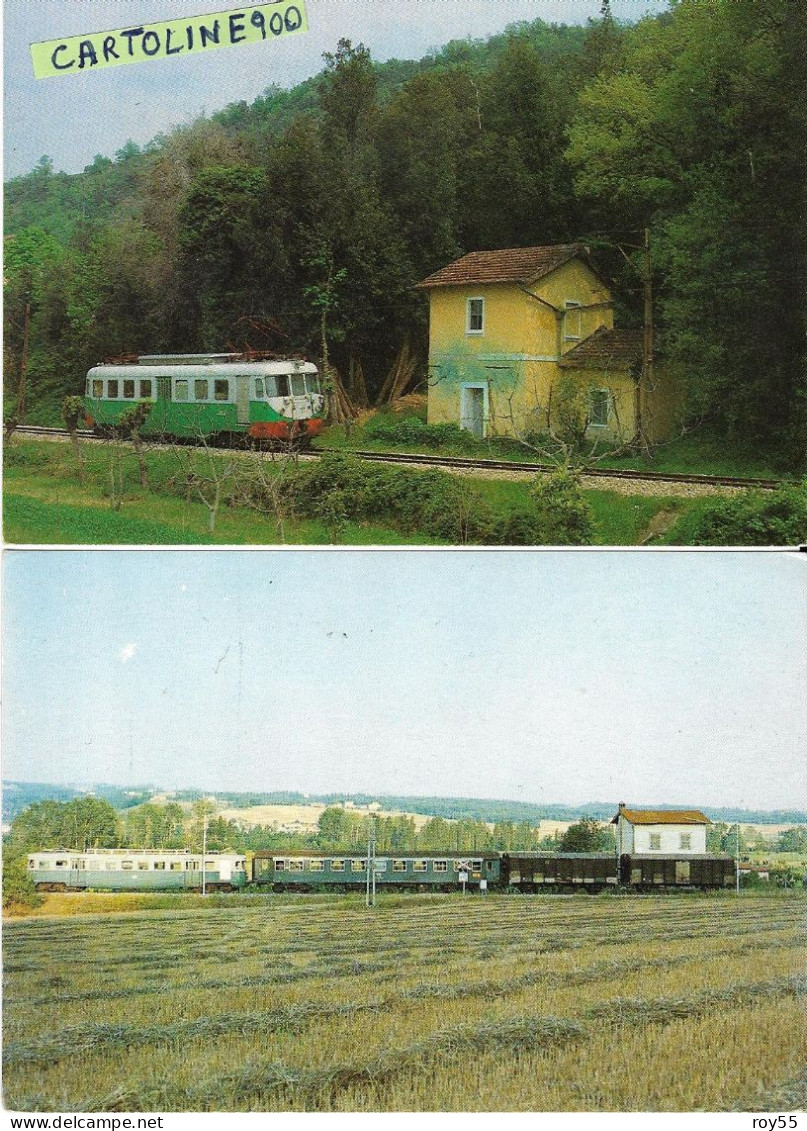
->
[61, 395, 87, 484]
[115, 400, 153, 489]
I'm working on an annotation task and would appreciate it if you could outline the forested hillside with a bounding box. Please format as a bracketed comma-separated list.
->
[4, 1, 805, 465]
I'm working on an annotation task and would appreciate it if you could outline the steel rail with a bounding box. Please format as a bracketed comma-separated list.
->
[12, 426, 782, 490]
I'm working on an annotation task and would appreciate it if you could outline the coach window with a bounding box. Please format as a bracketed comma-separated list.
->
[433, 860, 447, 873]
[214, 379, 229, 402]
[175, 379, 189, 402]
[331, 859, 345, 872]
[309, 860, 324, 872]
[291, 373, 306, 396]
[392, 860, 407, 873]
[138, 861, 149, 870]
[195, 379, 209, 401]
[413, 860, 428, 873]
[255, 378, 265, 398]
[351, 860, 366, 872]
[107, 380, 119, 399]
[139, 379, 153, 399]
[55, 859, 68, 868]
[92, 379, 103, 398]
[123, 379, 136, 399]
[105, 861, 117, 870]
[274, 860, 286, 871]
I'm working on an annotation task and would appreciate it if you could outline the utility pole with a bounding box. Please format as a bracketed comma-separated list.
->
[201, 809, 207, 897]
[365, 816, 376, 908]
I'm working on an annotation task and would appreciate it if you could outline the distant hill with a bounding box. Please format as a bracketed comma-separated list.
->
[4, 781, 805, 829]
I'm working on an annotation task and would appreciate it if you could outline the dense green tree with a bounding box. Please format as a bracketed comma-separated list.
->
[559, 818, 614, 852]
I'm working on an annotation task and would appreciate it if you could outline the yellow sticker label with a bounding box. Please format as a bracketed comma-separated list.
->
[31, 1, 307, 79]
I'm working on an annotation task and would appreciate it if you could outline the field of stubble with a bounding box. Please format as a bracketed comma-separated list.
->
[3, 892, 804, 1113]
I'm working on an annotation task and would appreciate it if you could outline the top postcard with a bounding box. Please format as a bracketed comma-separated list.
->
[4, 0, 804, 546]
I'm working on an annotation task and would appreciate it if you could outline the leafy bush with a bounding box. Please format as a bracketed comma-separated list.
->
[362, 415, 481, 453]
[2, 855, 43, 912]
[503, 469, 595, 545]
[686, 483, 807, 545]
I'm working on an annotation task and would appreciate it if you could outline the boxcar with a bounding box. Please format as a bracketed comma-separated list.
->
[252, 852, 501, 892]
[503, 852, 619, 892]
[620, 853, 736, 890]
[84, 354, 325, 444]
[27, 850, 248, 892]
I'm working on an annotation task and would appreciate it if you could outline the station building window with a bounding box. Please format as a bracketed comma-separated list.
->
[649, 834, 662, 850]
[466, 297, 484, 335]
[680, 834, 692, 850]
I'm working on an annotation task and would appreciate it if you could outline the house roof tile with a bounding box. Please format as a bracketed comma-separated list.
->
[611, 808, 712, 826]
[559, 326, 643, 369]
[415, 244, 588, 289]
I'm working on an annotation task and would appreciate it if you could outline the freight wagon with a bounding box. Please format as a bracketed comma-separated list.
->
[619, 853, 736, 890]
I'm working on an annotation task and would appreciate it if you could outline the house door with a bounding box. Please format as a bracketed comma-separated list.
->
[460, 385, 486, 438]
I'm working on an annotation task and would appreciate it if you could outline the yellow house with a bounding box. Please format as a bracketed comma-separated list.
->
[417, 244, 675, 445]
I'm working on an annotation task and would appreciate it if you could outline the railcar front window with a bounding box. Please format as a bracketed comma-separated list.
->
[140, 380, 153, 399]
[306, 375, 321, 394]
[107, 380, 119, 399]
[123, 379, 135, 399]
[290, 374, 306, 396]
[175, 380, 189, 402]
[214, 379, 229, 402]
[92, 380, 103, 398]
[195, 379, 209, 401]
[267, 375, 289, 397]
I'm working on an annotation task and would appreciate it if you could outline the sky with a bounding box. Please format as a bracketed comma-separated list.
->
[3, 0, 669, 179]
[3, 549, 804, 812]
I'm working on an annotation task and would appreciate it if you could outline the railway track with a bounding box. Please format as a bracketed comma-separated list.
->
[12, 425, 781, 491]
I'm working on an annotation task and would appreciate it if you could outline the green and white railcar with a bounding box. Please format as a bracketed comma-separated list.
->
[27, 850, 248, 892]
[84, 354, 325, 443]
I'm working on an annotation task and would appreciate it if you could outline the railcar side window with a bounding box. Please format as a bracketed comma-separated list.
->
[255, 378, 265, 398]
[153, 861, 166, 870]
[107, 380, 119, 399]
[28, 859, 35, 868]
[138, 861, 149, 870]
[121, 861, 134, 870]
[195, 379, 209, 401]
[175, 380, 189, 402]
[170, 862, 182, 871]
[214, 379, 229, 402]
[93, 380, 103, 398]
[105, 862, 117, 870]
[289, 860, 305, 872]
[140, 379, 153, 399]
[274, 860, 286, 871]
[55, 860, 68, 868]
[123, 379, 135, 399]
[291, 374, 306, 396]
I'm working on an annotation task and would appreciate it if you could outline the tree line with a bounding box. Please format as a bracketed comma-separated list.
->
[4, 1, 805, 465]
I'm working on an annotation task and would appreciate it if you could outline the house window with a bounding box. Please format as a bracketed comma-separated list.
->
[649, 834, 661, 851]
[564, 300, 582, 340]
[589, 388, 610, 427]
[466, 297, 484, 335]
[680, 834, 692, 850]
